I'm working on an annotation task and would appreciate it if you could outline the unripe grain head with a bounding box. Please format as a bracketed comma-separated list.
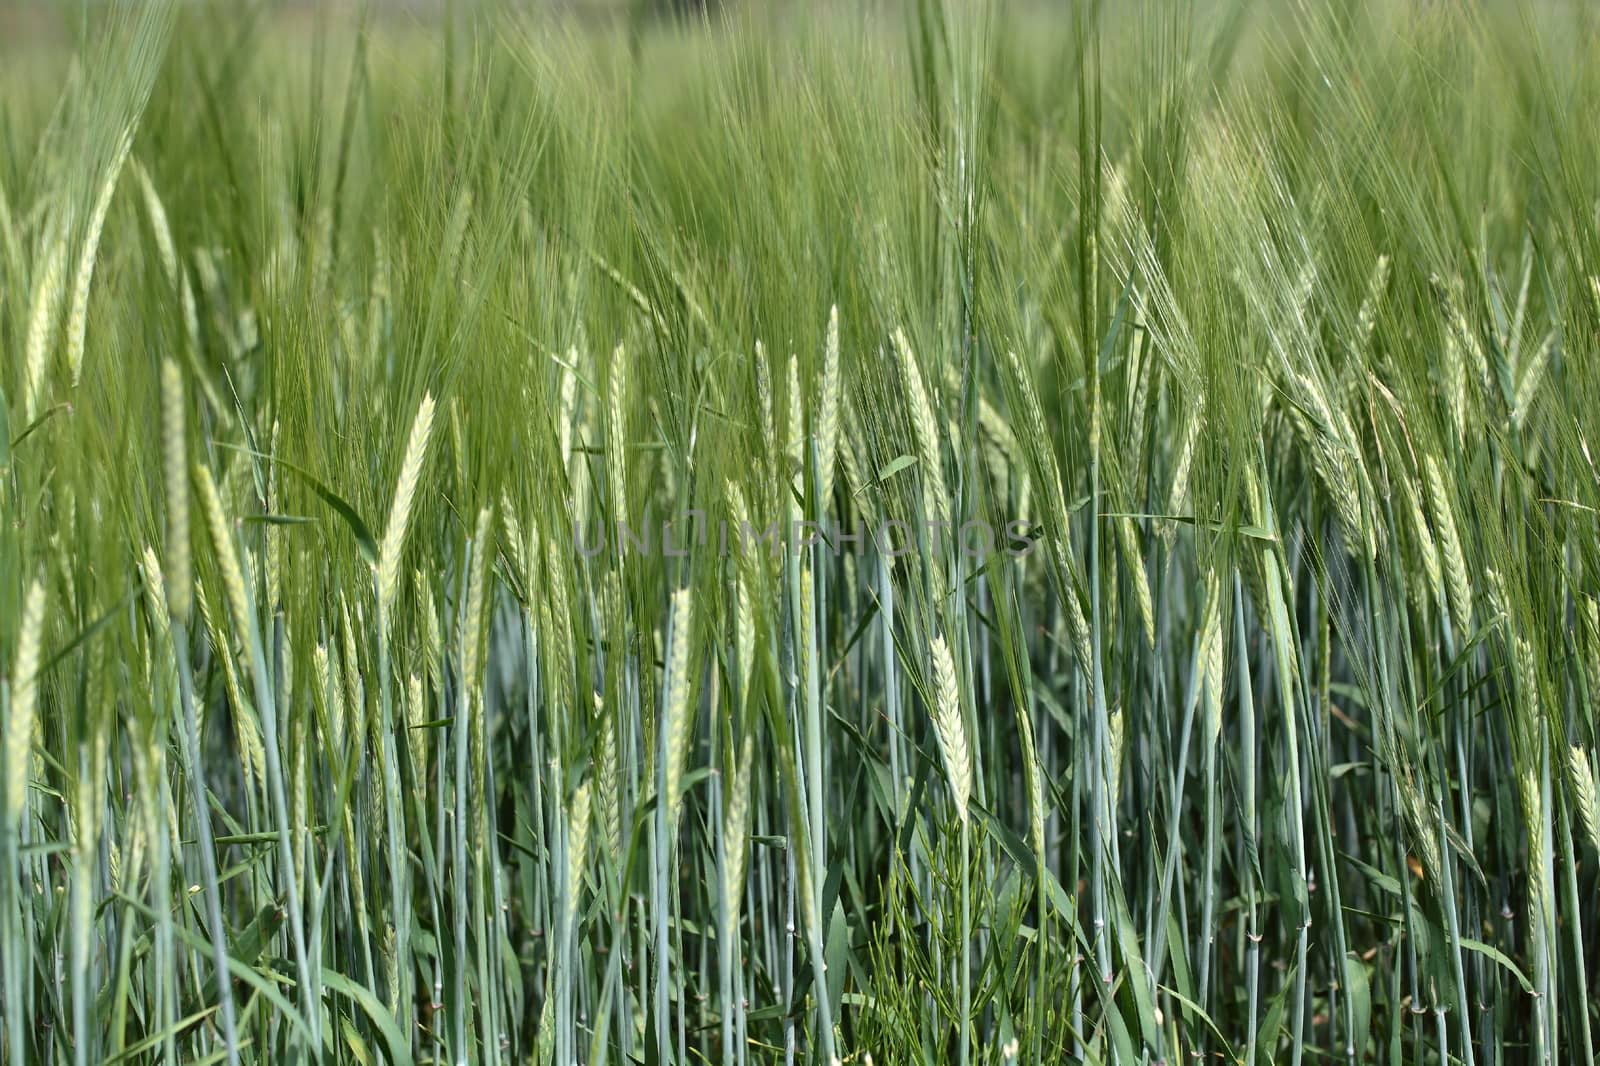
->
[377, 392, 436, 623]
[929, 634, 971, 826]
[4, 577, 46, 825]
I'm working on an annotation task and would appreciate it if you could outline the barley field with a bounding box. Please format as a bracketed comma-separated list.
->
[2, 1, 1599, 1063]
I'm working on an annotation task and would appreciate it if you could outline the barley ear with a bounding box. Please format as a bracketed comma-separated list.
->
[754, 339, 775, 477]
[1108, 703, 1125, 813]
[1014, 696, 1046, 866]
[66, 129, 133, 387]
[462, 505, 494, 693]
[1401, 474, 1442, 613]
[441, 186, 473, 284]
[661, 587, 696, 831]
[139, 546, 173, 661]
[132, 160, 178, 286]
[786, 352, 805, 507]
[402, 671, 426, 777]
[558, 354, 579, 469]
[1003, 348, 1064, 518]
[607, 345, 629, 522]
[377, 392, 436, 622]
[1512, 334, 1551, 429]
[194, 463, 253, 650]
[723, 731, 755, 925]
[895, 328, 950, 529]
[1423, 456, 1473, 636]
[735, 571, 755, 707]
[1166, 401, 1204, 523]
[160, 358, 192, 625]
[1519, 765, 1549, 928]
[22, 236, 67, 424]
[1356, 253, 1390, 350]
[4, 577, 46, 825]
[598, 706, 622, 861]
[1199, 568, 1225, 748]
[815, 305, 841, 508]
[929, 635, 972, 826]
[1117, 516, 1155, 649]
[1584, 598, 1600, 721]
[1567, 746, 1600, 855]
[566, 781, 592, 923]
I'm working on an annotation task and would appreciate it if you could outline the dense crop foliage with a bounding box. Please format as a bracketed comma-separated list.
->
[2, 2, 1599, 1063]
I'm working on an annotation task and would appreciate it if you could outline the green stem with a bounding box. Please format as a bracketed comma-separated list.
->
[173, 619, 240, 1066]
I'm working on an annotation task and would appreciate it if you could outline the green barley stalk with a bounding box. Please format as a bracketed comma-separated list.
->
[373, 391, 435, 1022]
[655, 586, 695, 1064]
[929, 633, 971, 1066]
[161, 358, 239, 1065]
[195, 461, 315, 1049]
[796, 564, 838, 1064]
[1264, 529, 1312, 1066]
[1195, 566, 1225, 1021]
[558, 780, 591, 1065]
[720, 730, 755, 1066]
[1000, 348, 1090, 671]
[461, 506, 497, 1060]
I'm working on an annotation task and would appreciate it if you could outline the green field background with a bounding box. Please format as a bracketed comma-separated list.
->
[1, 2, 1598, 1063]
